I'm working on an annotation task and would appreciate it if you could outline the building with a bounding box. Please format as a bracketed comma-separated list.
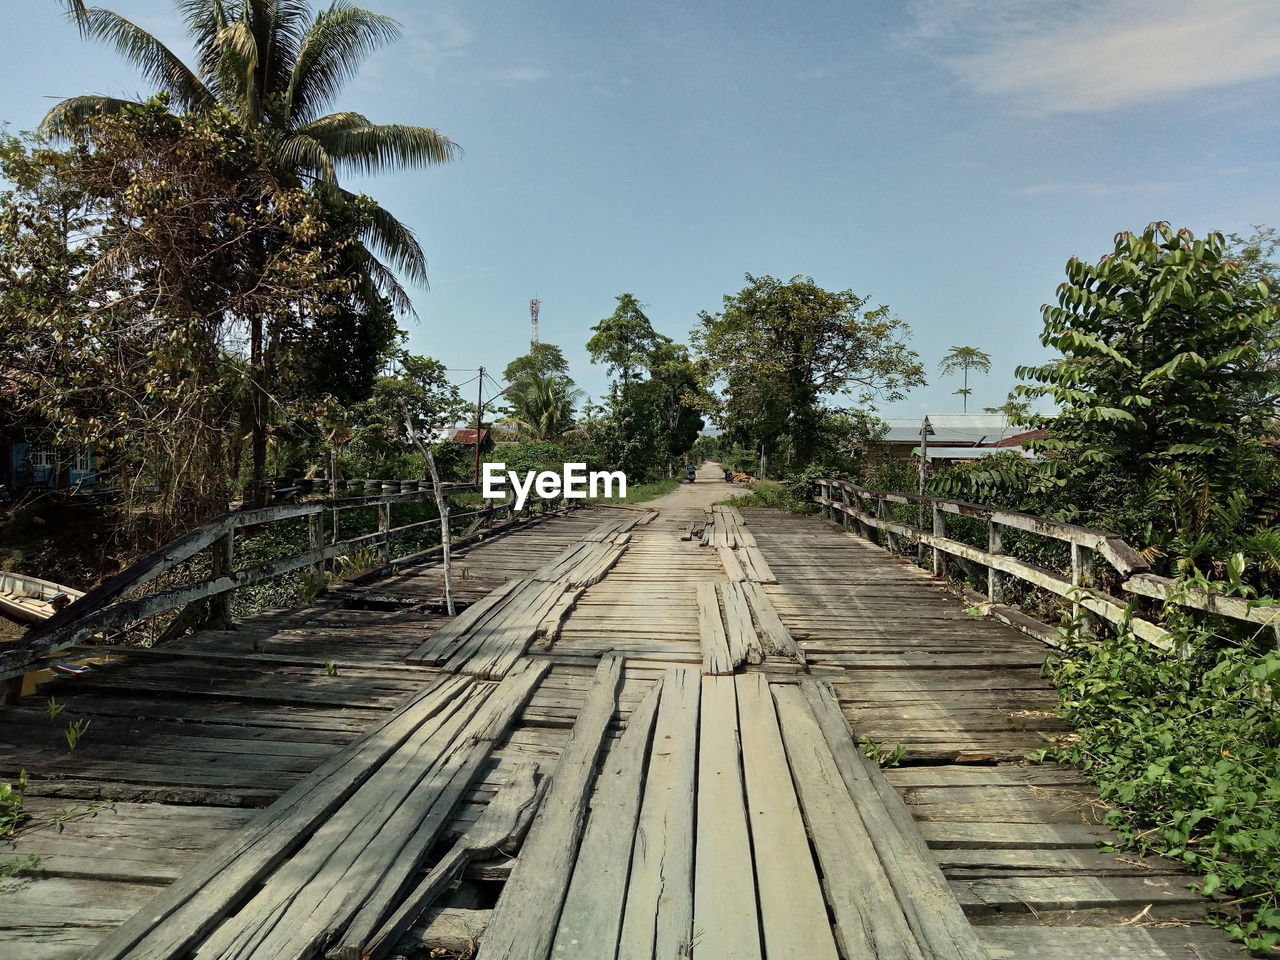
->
[867, 415, 1039, 470]
[0, 439, 97, 493]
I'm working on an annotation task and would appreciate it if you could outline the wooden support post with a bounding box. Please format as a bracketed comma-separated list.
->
[839, 486, 852, 532]
[879, 498, 898, 553]
[931, 505, 944, 577]
[378, 501, 391, 566]
[308, 513, 324, 586]
[1071, 542, 1094, 632]
[987, 521, 1004, 603]
[208, 529, 234, 628]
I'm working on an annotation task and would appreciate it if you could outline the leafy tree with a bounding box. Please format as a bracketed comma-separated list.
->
[49, 0, 458, 499]
[938, 345, 991, 413]
[983, 392, 1033, 423]
[587, 294, 666, 389]
[1, 110, 369, 534]
[1017, 223, 1280, 576]
[503, 343, 568, 385]
[504, 373, 583, 442]
[694, 274, 924, 474]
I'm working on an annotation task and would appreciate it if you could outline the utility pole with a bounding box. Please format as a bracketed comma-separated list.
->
[473, 366, 485, 485]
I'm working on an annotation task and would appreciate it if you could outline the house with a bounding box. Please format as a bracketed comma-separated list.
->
[428, 427, 495, 455]
[0, 438, 97, 492]
[865, 415, 1040, 471]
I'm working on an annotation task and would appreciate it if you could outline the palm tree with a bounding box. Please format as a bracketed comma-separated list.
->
[505, 374, 583, 443]
[49, 0, 458, 499]
[938, 345, 991, 413]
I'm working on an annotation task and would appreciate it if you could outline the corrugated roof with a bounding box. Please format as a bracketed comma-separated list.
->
[878, 415, 1027, 445]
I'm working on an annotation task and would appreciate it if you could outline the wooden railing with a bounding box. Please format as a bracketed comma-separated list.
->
[0, 482, 566, 698]
[814, 479, 1280, 652]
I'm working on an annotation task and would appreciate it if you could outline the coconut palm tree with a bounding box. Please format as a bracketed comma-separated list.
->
[505, 374, 584, 443]
[49, 0, 458, 499]
[49, 0, 456, 312]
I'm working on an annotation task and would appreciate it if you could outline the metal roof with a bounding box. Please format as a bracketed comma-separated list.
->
[878, 415, 1028, 445]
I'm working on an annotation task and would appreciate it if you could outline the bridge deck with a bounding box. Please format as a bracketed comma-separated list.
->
[0, 469, 1244, 959]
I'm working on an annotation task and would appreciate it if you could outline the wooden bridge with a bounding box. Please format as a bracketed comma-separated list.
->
[0, 464, 1248, 959]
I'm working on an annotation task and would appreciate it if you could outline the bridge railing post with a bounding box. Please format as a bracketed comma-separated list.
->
[209, 528, 235, 628]
[839, 485, 852, 532]
[1070, 542, 1095, 633]
[879, 497, 898, 553]
[987, 521, 1004, 603]
[377, 501, 392, 566]
[931, 505, 944, 577]
[308, 513, 323, 585]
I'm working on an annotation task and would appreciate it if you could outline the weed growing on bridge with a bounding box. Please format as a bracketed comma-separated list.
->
[0, 771, 27, 838]
[1044, 624, 1280, 951]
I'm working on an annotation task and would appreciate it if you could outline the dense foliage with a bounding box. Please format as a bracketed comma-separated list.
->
[1047, 623, 1280, 951]
[694, 274, 922, 475]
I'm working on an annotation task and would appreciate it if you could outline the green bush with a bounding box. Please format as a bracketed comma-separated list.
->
[1045, 624, 1280, 951]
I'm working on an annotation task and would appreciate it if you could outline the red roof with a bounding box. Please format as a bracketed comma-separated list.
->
[449, 428, 488, 445]
[986, 428, 1045, 448]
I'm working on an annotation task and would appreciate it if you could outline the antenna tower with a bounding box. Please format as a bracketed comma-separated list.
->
[529, 298, 541, 351]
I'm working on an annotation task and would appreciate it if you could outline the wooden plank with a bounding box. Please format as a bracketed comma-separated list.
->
[739, 582, 803, 663]
[80, 672, 476, 960]
[692, 674, 761, 959]
[799, 680, 989, 960]
[343, 762, 542, 960]
[481, 656, 624, 960]
[772, 684, 923, 960]
[720, 582, 763, 665]
[697, 582, 733, 675]
[190, 679, 499, 959]
[553, 679, 663, 959]
[617, 667, 699, 960]
[736, 675, 838, 960]
[717, 546, 747, 582]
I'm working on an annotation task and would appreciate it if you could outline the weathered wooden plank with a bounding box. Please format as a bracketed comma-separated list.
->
[736, 674, 838, 960]
[720, 582, 763, 666]
[343, 761, 543, 960]
[739, 582, 803, 663]
[799, 680, 989, 960]
[772, 684, 923, 960]
[79, 672, 468, 960]
[617, 667, 699, 960]
[481, 656, 624, 960]
[697, 582, 733, 675]
[692, 675, 761, 960]
[552, 679, 663, 959]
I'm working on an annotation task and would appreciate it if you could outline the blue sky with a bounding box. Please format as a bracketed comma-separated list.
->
[4, 0, 1280, 418]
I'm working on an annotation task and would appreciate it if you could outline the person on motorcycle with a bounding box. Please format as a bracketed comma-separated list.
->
[685, 464, 696, 482]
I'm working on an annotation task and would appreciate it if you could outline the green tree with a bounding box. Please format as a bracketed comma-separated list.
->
[587, 294, 666, 390]
[504, 373, 583, 442]
[938, 345, 991, 413]
[503, 343, 569, 385]
[1017, 223, 1280, 574]
[694, 274, 924, 474]
[50, 0, 458, 499]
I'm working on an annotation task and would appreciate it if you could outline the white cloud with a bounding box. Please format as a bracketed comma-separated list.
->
[907, 0, 1280, 113]
[405, 10, 473, 75]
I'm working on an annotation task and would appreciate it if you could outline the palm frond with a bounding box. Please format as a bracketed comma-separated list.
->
[248, 0, 313, 103]
[175, 0, 230, 79]
[360, 199, 428, 287]
[215, 19, 261, 125]
[41, 94, 138, 136]
[308, 121, 459, 173]
[55, 6, 213, 113]
[287, 3, 401, 124]
[276, 133, 337, 184]
[345, 244, 415, 318]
